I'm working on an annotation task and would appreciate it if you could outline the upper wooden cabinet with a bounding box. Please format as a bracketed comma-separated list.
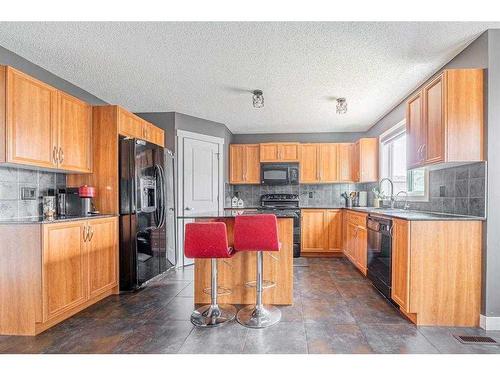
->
[301, 209, 343, 254]
[299, 143, 340, 184]
[407, 69, 484, 169]
[338, 143, 354, 182]
[230, 144, 260, 184]
[352, 138, 378, 183]
[118, 107, 165, 147]
[0, 66, 92, 172]
[260, 143, 299, 162]
[57, 91, 92, 173]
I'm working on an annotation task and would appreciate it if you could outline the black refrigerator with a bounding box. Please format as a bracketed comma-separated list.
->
[119, 137, 168, 291]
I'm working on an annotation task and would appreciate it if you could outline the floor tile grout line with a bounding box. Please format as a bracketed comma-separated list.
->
[417, 327, 445, 354]
[176, 325, 196, 354]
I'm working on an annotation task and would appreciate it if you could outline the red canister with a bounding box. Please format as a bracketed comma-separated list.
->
[78, 185, 96, 198]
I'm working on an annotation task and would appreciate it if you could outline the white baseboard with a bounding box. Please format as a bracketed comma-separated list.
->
[480, 314, 500, 330]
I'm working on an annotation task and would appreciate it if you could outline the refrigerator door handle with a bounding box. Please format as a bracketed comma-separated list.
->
[154, 164, 166, 229]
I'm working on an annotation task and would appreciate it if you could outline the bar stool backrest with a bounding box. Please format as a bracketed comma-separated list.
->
[234, 214, 280, 252]
[184, 222, 232, 258]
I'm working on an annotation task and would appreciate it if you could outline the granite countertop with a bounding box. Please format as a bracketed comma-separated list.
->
[0, 214, 117, 225]
[347, 207, 485, 221]
[178, 209, 296, 219]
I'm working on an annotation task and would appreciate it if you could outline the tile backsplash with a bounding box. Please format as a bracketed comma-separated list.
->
[226, 162, 487, 218]
[0, 166, 66, 219]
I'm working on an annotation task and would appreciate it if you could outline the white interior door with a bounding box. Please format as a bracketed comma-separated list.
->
[183, 137, 220, 213]
[177, 131, 224, 266]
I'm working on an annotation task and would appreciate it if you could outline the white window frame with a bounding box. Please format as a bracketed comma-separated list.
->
[379, 120, 429, 202]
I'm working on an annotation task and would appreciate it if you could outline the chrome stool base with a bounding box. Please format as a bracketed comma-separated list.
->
[236, 304, 282, 329]
[191, 304, 237, 328]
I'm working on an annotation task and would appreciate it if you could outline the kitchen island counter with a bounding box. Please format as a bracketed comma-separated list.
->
[183, 214, 294, 306]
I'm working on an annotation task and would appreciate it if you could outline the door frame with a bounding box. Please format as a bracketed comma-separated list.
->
[176, 129, 225, 267]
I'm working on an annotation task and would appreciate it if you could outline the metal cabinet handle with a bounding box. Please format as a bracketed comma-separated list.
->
[52, 146, 58, 165]
[421, 144, 426, 161]
[83, 226, 88, 242]
[89, 226, 94, 241]
[59, 147, 64, 164]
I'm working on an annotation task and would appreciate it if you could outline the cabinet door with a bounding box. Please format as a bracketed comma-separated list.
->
[301, 209, 326, 252]
[319, 144, 339, 182]
[391, 219, 410, 312]
[42, 221, 87, 321]
[407, 92, 425, 169]
[6, 67, 58, 168]
[88, 217, 118, 298]
[344, 222, 356, 261]
[355, 227, 367, 275]
[338, 143, 354, 181]
[260, 143, 279, 162]
[118, 108, 144, 139]
[352, 141, 360, 182]
[279, 143, 300, 161]
[244, 144, 261, 183]
[358, 138, 378, 182]
[326, 209, 342, 252]
[144, 122, 165, 147]
[57, 91, 92, 172]
[229, 144, 245, 183]
[423, 74, 445, 165]
[299, 144, 319, 183]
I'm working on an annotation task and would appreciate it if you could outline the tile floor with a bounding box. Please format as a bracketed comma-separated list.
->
[1, 258, 500, 354]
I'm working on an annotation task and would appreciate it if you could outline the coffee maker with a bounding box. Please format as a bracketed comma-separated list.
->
[57, 185, 96, 217]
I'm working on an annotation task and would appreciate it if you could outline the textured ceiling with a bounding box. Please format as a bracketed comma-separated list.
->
[0, 22, 498, 133]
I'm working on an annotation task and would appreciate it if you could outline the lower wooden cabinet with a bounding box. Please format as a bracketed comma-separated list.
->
[42, 217, 118, 323]
[301, 209, 343, 254]
[391, 219, 410, 312]
[0, 216, 119, 336]
[343, 211, 368, 274]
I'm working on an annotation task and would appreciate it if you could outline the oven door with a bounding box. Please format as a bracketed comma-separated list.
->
[261, 164, 290, 185]
[366, 217, 393, 300]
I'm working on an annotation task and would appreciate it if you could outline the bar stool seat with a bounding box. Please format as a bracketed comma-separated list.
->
[234, 214, 281, 329]
[184, 221, 237, 327]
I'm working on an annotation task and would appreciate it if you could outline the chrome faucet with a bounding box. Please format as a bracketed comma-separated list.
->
[396, 191, 410, 210]
[379, 178, 395, 208]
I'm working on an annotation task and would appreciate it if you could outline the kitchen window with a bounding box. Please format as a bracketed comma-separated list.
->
[379, 121, 428, 201]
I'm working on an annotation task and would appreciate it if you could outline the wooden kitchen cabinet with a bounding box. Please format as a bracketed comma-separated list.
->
[57, 91, 92, 172]
[391, 219, 410, 312]
[260, 142, 299, 162]
[343, 210, 368, 274]
[301, 209, 327, 253]
[299, 143, 339, 183]
[42, 221, 88, 322]
[338, 143, 354, 182]
[0, 66, 92, 172]
[301, 209, 343, 255]
[299, 144, 320, 183]
[1, 66, 58, 168]
[42, 217, 118, 324]
[118, 106, 165, 147]
[407, 69, 484, 169]
[230, 144, 260, 184]
[351, 138, 378, 183]
[88, 217, 119, 298]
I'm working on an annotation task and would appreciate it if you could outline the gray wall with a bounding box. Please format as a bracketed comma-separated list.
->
[232, 132, 364, 144]
[485, 29, 500, 318]
[0, 46, 107, 105]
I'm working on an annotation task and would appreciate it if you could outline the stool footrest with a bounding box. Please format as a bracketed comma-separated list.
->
[203, 286, 232, 296]
[244, 280, 276, 289]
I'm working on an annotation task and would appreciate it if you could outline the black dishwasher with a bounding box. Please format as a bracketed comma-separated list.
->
[366, 215, 393, 300]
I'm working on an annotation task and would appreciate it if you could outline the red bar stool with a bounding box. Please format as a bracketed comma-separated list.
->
[184, 221, 237, 327]
[234, 214, 281, 328]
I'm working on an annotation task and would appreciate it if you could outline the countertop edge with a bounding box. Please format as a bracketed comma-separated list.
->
[0, 214, 118, 225]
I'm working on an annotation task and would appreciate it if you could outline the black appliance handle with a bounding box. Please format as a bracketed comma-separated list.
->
[154, 164, 166, 229]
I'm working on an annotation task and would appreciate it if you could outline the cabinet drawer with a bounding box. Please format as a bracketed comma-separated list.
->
[346, 211, 367, 228]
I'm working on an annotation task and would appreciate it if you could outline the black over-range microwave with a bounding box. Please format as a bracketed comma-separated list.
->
[261, 163, 299, 185]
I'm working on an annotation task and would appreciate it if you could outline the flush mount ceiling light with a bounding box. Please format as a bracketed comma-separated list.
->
[252, 89, 264, 108]
[336, 97, 347, 114]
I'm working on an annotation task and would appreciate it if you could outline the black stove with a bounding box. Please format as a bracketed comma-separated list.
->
[259, 194, 301, 257]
